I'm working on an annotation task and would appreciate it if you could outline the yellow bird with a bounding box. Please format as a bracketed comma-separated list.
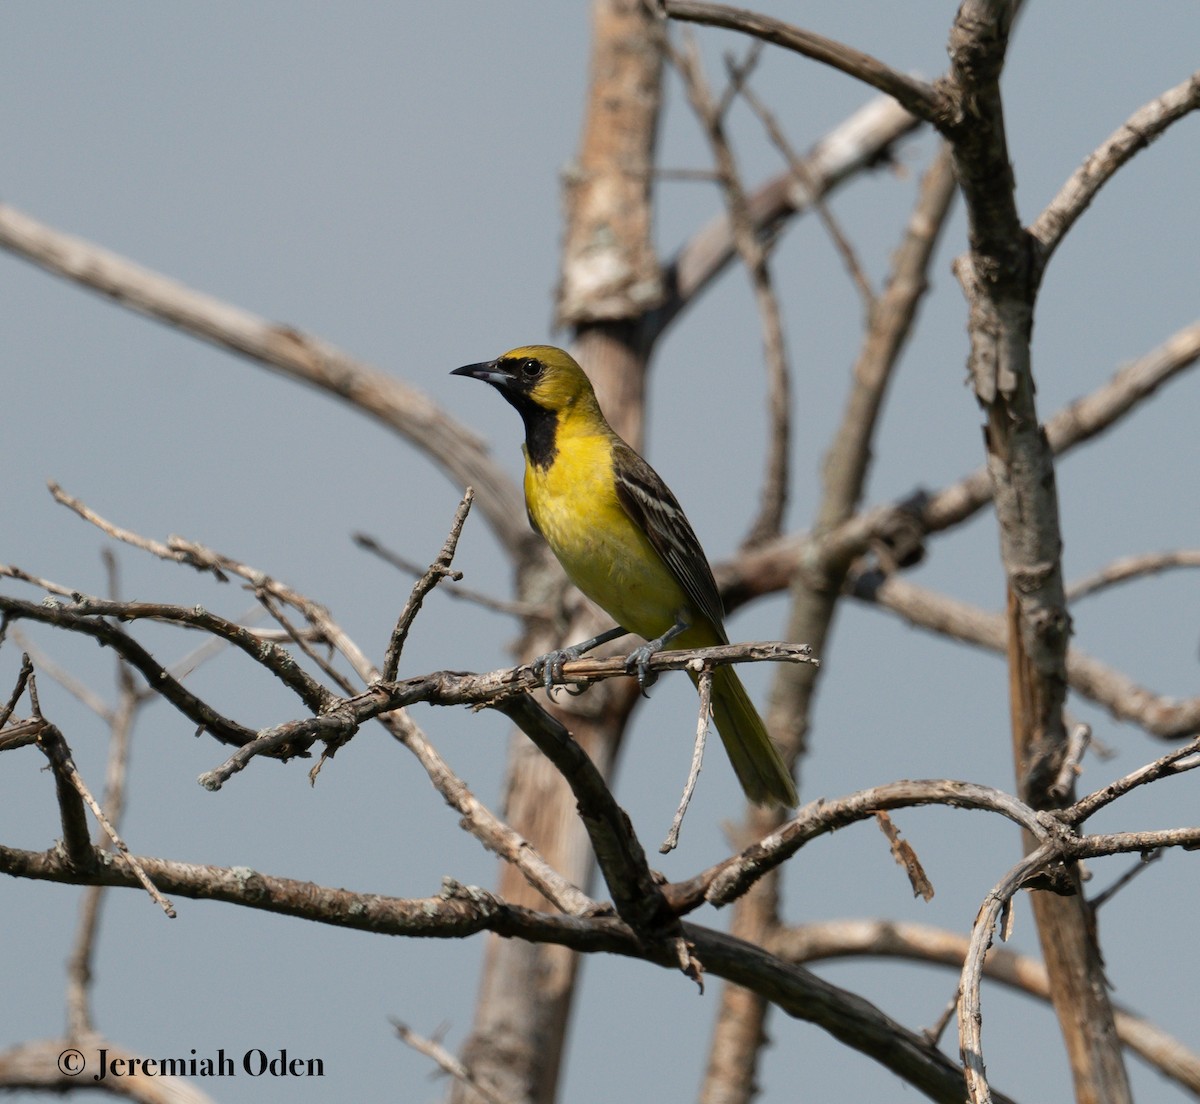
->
[453, 345, 797, 808]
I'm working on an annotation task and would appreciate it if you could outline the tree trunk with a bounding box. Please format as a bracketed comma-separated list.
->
[451, 4, 664, 1101]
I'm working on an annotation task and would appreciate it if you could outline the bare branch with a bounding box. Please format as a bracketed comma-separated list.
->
[1067, 826, 1200, 860]
[0, 1034, 220, 1102]
[0, 845, 518, 937]
[668, 31, 793, 544]
[799, 318, 1200, 576]
[1042, 319, 1200, 460]
[40, 597, 335, 715]
[383, 488, 474, 682]
[1031, 71, 1200, 274]
[688, 923, 1014, 1104]
[658, 94, 921, 337]
[35, 714, 175, 916]
[1067, 548, 1200, 602]
[48, 480, 377, 684]
[493, 694, 691, 965]
[847, 570, 1200, 740]
[0, 839, 1016, 1103]
[380, 709, 595, 917]
[1087, 849, 1163, 911]
[0, 563, 87, 601]
[354, 532, 539, 620]
[1065, 735, 1200, 827]
[1, 595, 259, 748]
[736, 74, 877, 312]
[0, 203, 526, 554]
[255, 590, 359, 698]
[959, 841, 1058, 1104]
[773, 917, 1200, 1093]
[393, 1021, 516, 1104]
[195, 641, 813, 787]
[660, 665, 714, 853]
[959, 818, 1200, 1104]
[660, 1, 947, 124]
[31, 710, 96, 873]
[814, 144, 957, 543]
[0, 652, 35, 731]
[665, 778, 1043, 914]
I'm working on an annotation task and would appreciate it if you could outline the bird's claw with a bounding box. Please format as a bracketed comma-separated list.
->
[624, 644, 659, 695]
[531, 646, 584, 693]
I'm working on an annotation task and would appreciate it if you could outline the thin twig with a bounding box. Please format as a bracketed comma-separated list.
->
[392, 1021, 516, 1104]
[813, 143, 957, 544]
[659, 94, 920, 337]
[669, 31, 792, 545]
[1064, 735, 1200, 827]
[256, 590, 358, 698]
[380, 708, 595, 916]
[1067, 549, 1200, 602]
[736, 73, 876, 311]
[0, 653, 35, 730]
[1031, 70, 1200, 273]
[0, 563, 87, 601]
[715, 40, 762, 118]
[660, 1, 947, 125]
[354, 532, 538, 619]
[1046, 722, 1091, 804]
[47, 480, 378, 684]
[661, 665, 714, 853]
[36, 712, 176, 918]
[383, 488, 474, 682]
[1089, 849, 1163, 911]
[191, 641, 816, 789]
[9, 628, 114, 721]
[923, 995, 959, 1049]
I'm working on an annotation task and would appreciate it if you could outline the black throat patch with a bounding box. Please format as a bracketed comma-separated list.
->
[498, 389, 558, 470]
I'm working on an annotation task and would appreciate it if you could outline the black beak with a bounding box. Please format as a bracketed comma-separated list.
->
[451, 360, 509, 387]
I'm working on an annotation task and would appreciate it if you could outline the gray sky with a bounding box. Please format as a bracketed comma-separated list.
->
[2, 3, 1198, 1102]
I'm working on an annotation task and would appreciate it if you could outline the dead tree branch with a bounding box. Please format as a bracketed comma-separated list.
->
[0, 204, 527, 556]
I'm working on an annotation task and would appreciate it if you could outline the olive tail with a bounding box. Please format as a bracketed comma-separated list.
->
[693, 665, 798, 807]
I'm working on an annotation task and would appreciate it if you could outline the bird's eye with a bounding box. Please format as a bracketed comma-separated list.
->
[520, 358, 542, 379]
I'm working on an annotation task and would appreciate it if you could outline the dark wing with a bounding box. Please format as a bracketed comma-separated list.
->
[611, 440, 729, 641]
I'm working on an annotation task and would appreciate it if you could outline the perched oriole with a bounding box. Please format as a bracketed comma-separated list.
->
[452, 345, 797, 808]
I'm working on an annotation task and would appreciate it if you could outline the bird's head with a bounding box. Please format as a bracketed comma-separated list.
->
[451, 345, 599, 417]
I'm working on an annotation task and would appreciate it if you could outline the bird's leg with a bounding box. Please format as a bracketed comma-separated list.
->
[531, 625, 630, 690]
[624, 616, 688, 694]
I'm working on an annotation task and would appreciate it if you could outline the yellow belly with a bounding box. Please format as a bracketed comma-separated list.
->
[525, 434, 689, 642]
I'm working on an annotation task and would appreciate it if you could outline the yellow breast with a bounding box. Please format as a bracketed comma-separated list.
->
[524, 432, 688, 641]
